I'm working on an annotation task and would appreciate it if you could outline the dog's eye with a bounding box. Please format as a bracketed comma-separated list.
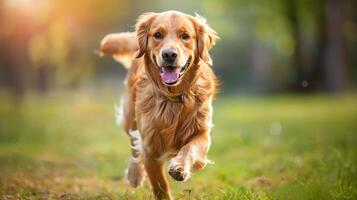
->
[181, 33, 190, 40]
[154, 32, 162, 39]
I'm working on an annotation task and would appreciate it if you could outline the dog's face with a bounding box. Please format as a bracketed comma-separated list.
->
[135, 11, 217, 86]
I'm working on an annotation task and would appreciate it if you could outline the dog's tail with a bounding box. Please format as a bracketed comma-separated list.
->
[97, 32, 137, 69]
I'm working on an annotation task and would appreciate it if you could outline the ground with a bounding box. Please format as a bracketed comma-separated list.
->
[0, 89, 356, 200]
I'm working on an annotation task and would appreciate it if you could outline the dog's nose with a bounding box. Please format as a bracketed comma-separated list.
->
[162, 48, 177, 64]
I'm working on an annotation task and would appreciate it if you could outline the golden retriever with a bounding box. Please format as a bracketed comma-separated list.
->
[99, 11, 218, 200]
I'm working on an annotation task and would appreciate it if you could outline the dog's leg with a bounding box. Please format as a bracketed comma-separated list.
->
[119, 87, 145, 187]
[125, 130, 146, 187]
[144, 155, 173, 200]
[168, 133, 211, 182]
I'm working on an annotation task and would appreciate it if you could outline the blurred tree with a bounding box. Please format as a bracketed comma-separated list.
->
[312, 0, 327, 90]
[284, 0, 309, 91]
[325, 0, 348, 92]
[29, 30, 53, 93]
[0, 3, 31, 101]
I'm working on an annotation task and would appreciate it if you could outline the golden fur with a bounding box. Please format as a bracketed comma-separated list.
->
[99, 11, 218, 200]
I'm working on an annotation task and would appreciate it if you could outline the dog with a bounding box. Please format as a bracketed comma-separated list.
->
[99, 11, 218, 200]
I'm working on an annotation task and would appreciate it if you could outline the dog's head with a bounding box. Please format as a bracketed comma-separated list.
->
[135, 11, 218, 86]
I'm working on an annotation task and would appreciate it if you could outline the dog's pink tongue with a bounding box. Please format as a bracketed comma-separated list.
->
[161, 67, 180, 84]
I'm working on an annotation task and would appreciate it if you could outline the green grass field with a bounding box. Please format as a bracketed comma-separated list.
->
[0, 90, 356, 199]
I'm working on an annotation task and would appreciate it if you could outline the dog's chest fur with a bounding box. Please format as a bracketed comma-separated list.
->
[134, 73, 214, 158]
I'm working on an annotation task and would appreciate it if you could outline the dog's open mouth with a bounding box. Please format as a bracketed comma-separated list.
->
[155, 57, 191, 85]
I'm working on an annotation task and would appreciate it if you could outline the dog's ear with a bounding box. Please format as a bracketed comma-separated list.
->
[135, 12, 157, 58]
[192, 14, 219, 66]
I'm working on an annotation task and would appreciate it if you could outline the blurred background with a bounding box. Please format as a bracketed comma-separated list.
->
[0, 0, 356, 199]
[0, 0, 356, 97]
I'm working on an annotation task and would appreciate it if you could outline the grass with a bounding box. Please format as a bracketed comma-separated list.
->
[0, 89, 356, 199]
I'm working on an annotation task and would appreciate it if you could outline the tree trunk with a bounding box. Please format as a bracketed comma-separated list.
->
[312, 0, 327, 90]
[325, 0, 348, 92]
[285, 0, 308, 92]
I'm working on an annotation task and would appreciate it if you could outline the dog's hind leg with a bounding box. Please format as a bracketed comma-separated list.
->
[125, 129, 146, 187]
[117, 80, 146, 187]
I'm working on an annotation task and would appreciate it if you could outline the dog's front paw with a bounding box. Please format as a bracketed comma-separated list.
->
[168, 159, 190, 182]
